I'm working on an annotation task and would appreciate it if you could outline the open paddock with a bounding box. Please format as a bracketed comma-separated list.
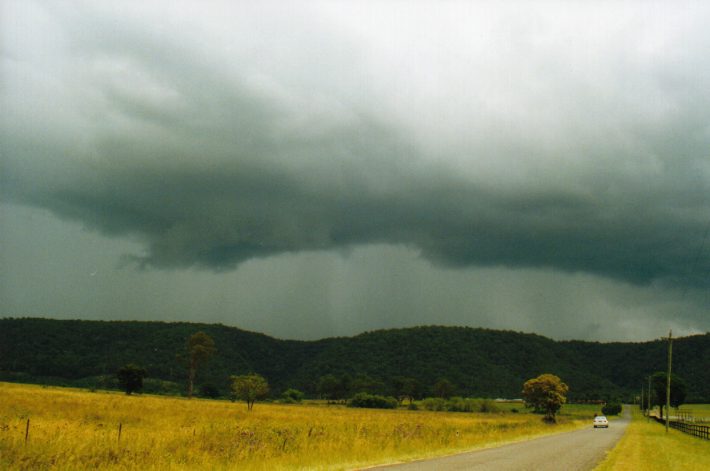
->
[1, 382, 597, 470]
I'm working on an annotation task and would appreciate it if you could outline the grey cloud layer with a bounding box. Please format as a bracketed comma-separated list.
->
[2, 1, 709, 287]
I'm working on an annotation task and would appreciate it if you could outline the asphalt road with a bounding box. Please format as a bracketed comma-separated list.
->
[363, 408, 631, 471]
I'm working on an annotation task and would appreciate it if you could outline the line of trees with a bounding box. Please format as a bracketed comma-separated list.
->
[113, 330, 686, 420]
[314, 374, 460, 404]
[114, 331, 578, 419]
[115, 361, 578, 419]
[113, 331, 477, 411]
[114, 332, 273, 410]
[115, 331, 575, 417]
[8, 319, 707, 402]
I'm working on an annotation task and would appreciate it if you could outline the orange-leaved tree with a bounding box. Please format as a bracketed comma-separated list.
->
[522, 373, 569, 423]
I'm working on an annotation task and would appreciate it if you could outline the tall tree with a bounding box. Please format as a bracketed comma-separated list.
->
[522, 373, 569, 423]
[314, 373, 354, 403]
[650, 372, 687, 420]
[433, 378, 455, 399]
[231, 373, 269, 410]
[351, 374, 385, 395]
[317, 374, 341, 403]
[186, 331, 216, 399]
[392, 376, 420, 404]
[116, 364, 147, 395]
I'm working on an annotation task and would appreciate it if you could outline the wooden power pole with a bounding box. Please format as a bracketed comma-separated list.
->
[666, 329, 673, 433]
[647, 375, 652, 421]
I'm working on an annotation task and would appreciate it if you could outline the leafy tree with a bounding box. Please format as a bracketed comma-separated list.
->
[116, 364, 146, 395]
[186, 332, 216, 399]
[281, 388, 304, 403]
[351, 374, 385, 395]
[315, 374, 355, 403]
[317, 374, 340, 402]
[316, 374, 352, 403]
[433, 378, 455, 399]
[231, 373, 269, 410]
[650, 372, 687, 420]
[522, 373, 569, 423]
[602, 402, 622, 416]
[392, 376, 420, 404]
[338, 373, 353, 400]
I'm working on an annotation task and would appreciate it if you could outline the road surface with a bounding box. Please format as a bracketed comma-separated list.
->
[364, 408, 630, 471]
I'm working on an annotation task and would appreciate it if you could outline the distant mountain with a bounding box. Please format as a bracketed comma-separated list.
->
[1, 318, 708, 402]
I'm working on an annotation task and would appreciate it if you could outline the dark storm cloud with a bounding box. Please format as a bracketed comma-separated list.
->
[2, 1, 709, 288]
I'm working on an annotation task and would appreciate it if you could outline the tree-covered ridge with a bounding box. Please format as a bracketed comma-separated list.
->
[1, 318, 708, 402]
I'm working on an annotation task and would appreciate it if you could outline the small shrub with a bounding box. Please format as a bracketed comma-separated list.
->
[407, 402, 418, 410]
[143, 379, 182, 395]
[447, 397, 476, 412]
[420, 397, 500, 413]
[200, 384, 220, 399]
[478, 399, 499, 413]
[281, 388, 305, 403]
[420, 397, 447, 411]
[348, 393, 398, 409]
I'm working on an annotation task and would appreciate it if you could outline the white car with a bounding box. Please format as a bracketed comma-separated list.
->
[593, 416, 609, 428]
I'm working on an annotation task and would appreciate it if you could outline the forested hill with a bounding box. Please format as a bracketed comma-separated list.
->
[1, 318, 708, 402]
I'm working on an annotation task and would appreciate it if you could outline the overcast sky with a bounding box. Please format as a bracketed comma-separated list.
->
[2, 0, 709, 342]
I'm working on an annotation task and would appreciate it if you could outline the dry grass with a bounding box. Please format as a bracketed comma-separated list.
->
[595, 408, 710, 471]
[1, 382, 592, 470]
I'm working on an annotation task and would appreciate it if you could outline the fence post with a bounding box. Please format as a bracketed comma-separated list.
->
[24, 418, 30, 444]
[118, 423, 122, 443]
[666, 329, 672, 433]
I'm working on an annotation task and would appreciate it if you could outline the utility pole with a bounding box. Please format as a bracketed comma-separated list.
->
[647, 375, 652, 421]
[666, 329, 673, 433]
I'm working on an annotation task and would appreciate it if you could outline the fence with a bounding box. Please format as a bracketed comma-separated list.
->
[651, 415, 710, 440]
[668, 421, 710, 440]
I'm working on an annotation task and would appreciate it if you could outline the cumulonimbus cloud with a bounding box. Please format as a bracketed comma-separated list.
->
[2, 1, 709, 287]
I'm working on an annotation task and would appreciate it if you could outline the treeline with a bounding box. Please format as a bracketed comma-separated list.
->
[1, 318, 709, 402]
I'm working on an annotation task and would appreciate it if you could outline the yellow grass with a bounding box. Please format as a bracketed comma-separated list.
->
[1, 382, 591, 470]
[595, 408, 710, 471]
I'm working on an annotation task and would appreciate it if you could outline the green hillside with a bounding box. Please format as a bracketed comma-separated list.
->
[1, 318, 708, 402]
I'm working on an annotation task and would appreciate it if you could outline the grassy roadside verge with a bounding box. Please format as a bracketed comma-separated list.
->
[595, 408, 710, 471]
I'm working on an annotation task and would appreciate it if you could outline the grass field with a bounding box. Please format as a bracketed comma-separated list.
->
[677, 404, 710, 420]
[1, 382, 597, 470]
[594, 407, 710, 471]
